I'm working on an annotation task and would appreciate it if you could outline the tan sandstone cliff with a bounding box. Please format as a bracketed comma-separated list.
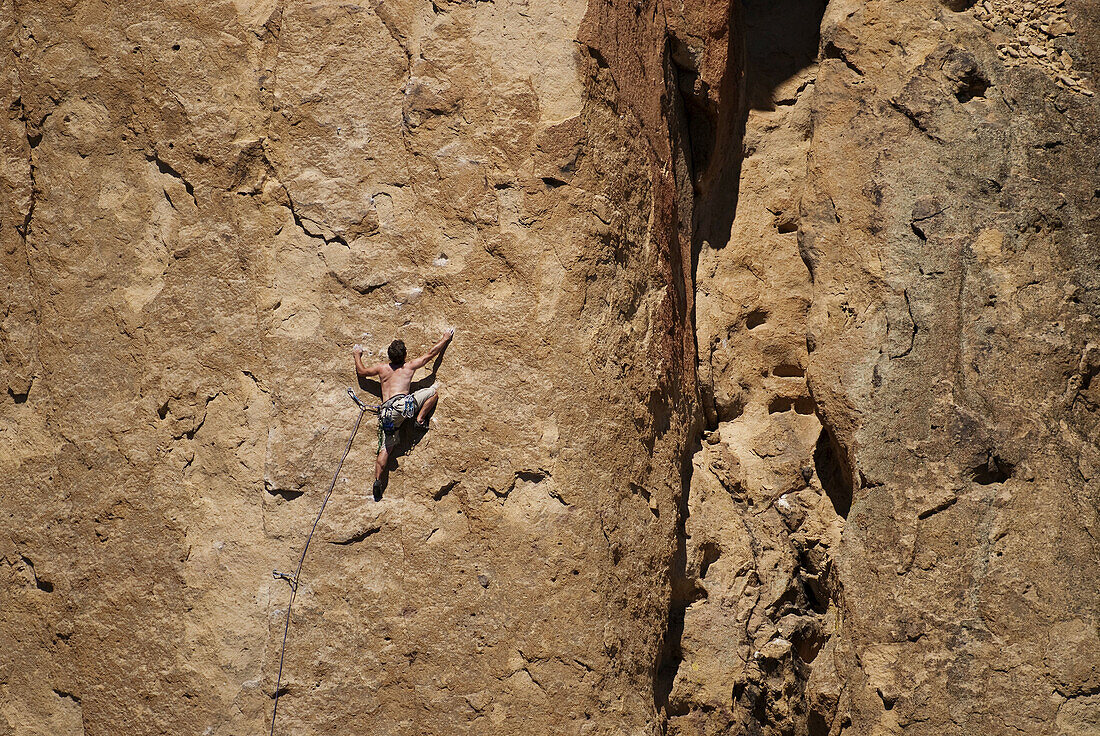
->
[2, 0, 1098, 735]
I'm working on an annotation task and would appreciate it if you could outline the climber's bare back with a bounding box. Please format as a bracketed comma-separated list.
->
[373, 363, 417, 401]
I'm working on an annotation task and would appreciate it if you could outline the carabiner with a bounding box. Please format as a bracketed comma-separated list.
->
[347, 387, 368, 412]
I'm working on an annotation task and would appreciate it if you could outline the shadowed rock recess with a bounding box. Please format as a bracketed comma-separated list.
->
[1, 0, 1098, 734]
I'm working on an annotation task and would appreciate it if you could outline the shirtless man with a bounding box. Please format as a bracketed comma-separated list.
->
[353, 329, 453, 500]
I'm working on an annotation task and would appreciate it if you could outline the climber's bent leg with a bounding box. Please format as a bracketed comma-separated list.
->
[412, 385, 438, 427]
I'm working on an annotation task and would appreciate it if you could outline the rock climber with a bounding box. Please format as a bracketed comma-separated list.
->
[353, 329, 454, 500]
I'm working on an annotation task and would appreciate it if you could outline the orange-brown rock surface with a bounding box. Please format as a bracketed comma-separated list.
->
[2, 0, 1098, 735]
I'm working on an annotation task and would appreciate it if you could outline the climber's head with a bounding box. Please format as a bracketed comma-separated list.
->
[388, 339, 407, 365]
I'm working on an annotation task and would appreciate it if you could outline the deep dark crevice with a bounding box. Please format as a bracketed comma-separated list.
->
[8, 386, 29, 404]
[665, 31, 702, 369]
[971, 452, 1013, 485]
[668, 35, 717, 187]
[698, 541, 721, 579]
[747, 0, 829, 109]
[808, 710, 831, 736]
[791, 622, 827, 663]
[666, 3, 746, 369]
[662, 0, 833, 731]
[1079, 366, 1096, 392]
[655, 604, 689, 717]
[954, 69, 989, 103]
[653, 436, 700, 718]
[814, 425, 852, 518]
[797, 548, 832, 615]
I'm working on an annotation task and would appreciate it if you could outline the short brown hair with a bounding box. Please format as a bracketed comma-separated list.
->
[387, 339, 406, 364]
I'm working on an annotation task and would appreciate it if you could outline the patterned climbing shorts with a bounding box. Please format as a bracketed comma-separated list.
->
[380, 385, 438, 450]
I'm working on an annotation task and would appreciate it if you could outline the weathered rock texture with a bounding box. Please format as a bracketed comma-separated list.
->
[675, 0, 1100, 734]
[800, 1, 1100, 733]
[2, 0, 1099, 734]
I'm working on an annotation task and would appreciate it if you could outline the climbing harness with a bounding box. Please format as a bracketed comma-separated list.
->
[269, 387, 377, 736]
[376, 392, 418, 450]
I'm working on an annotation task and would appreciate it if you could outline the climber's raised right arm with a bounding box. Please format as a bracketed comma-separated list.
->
[408, 329, 454, 370]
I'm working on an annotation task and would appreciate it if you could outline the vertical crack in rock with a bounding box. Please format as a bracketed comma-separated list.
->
[653, 436, 701, 719]
[653, 7, 744, 725]
[663, 32, 702, 361]
[667, 1, 843, 734]
[16, 100, 40, 244]
[11, 89, 46, 401]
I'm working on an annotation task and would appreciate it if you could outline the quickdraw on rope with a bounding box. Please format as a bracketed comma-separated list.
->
[269, 388, 377, 736]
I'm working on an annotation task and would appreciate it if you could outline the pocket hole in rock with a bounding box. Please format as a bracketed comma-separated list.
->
[768, 396, 795, 414]
[814, 427, 852, 518]
[773, 364, 805, 377]
[971, 452, 1013, 485]
[698, 541, 721, 579]
[746, 309, 768, 329]
[794, 397, 816, 415]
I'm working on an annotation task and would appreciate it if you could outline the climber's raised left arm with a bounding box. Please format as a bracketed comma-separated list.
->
[353, 346, 380, 378]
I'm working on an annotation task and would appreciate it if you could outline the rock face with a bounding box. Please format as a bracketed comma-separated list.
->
[2, 1, 1098, 736]
[800, 1, 1100, 733]
[675, 0, 1100, 734]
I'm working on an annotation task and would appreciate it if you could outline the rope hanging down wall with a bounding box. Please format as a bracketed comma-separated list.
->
[269, 388, 375, 736]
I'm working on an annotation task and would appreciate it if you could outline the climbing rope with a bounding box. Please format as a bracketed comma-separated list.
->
[269, 388, 375, 736]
